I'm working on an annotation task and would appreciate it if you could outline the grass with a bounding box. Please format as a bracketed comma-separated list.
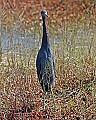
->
[1, 0, 96, 119]
[0, 21, 96, 120]
[0, 7, 96, 117]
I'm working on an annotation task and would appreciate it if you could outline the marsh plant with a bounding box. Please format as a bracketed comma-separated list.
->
[0, 0, 96, 119]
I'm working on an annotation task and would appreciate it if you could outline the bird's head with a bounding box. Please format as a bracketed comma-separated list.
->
[41, 10, 48, 19]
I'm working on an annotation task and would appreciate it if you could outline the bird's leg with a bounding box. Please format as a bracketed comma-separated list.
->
[44, 92, 48, 109]
[51, 87, 56, 118]
[51, 89, 55, 108]
[43, 84, 47, 109]
[44, 93, 46, 109]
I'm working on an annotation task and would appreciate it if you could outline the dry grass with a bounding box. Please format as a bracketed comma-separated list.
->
[0, 0, 96, 119]
[0, 22, 96, 120]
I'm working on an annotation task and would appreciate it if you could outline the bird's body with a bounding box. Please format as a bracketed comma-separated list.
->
[36, 46, 55, 93]
[36, 10, 56, 93]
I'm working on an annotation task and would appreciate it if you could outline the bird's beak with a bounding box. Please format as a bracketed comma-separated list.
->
[44, 12, 48, 17]
[46, 15, 48, 17]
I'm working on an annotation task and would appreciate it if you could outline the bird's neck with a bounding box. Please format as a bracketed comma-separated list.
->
[41, 18, 50, 48]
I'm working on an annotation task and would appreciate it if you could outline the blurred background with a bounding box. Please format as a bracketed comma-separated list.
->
[0, 0, 96, 119]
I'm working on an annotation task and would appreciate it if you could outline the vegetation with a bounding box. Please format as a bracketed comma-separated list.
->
[0, 0, 96, 119]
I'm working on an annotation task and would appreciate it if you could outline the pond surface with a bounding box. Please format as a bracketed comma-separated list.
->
[1, 27, 96, 56]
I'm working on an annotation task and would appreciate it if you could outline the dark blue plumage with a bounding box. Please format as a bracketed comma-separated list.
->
[36, 10, 56, 93]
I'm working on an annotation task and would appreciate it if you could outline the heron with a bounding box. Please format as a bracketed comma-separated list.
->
[36, 10, 56, 108]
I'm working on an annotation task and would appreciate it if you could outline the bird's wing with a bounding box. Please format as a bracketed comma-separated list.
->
[37, 56, 54, 81]
[39, 56, 55, 92]
[36, 51, 47, 81]
[42, 56, 56, 84]
[52, 55, 56, 78]
[36, 48, 55, 84]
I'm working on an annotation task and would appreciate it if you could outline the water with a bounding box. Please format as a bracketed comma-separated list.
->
[1, 27, 96, 55]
